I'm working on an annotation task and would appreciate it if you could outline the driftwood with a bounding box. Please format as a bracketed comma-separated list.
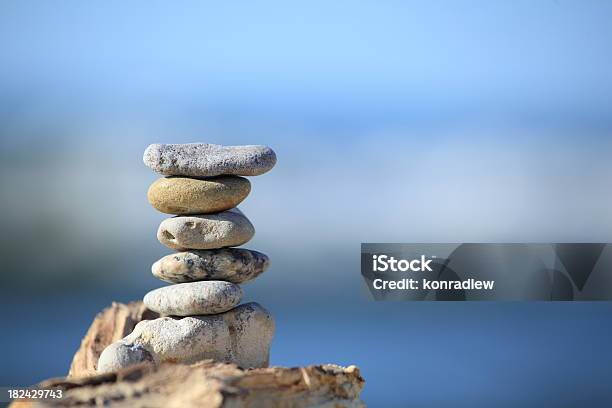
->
[14, 361, 364, 407]
[10, 301, 365, 407]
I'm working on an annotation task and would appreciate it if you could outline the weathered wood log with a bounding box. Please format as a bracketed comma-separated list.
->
[14, 361, 365, 407]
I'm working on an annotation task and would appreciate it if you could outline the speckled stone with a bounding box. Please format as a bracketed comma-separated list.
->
[152, 248, 269, 284]
[143, 281, 242, 316]
[97, 302, 274, 372]
[147, 176, 251, 215]
[157, 208, 255, 251]
[143, 143, 277, 177]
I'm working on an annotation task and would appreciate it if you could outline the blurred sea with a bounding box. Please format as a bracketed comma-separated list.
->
[2, 1, 612, 406]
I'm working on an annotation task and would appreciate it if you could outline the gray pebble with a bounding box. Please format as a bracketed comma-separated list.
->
[157, 208, 255, 250]
[143, 281, 243, 316]
[97, 342, 154, 373]
[143, 143, 277, 177]
[152, 248, 269, 284]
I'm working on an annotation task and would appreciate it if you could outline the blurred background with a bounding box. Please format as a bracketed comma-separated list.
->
[1, 1, 612, 406]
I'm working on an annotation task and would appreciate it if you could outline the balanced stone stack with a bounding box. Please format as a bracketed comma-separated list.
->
[97, 143, 277, 373]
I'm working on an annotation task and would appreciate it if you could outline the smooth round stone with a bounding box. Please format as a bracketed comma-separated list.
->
[143, 281, 243, 316]
[157, 208, 255, 250]
[143, 143, 277, 177]
[97, 342, 154, 373]
[147, 176, 251, 215]
[152, 248, 270, 284]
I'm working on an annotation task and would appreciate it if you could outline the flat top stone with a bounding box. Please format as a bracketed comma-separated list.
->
[143, 143, 277, 177]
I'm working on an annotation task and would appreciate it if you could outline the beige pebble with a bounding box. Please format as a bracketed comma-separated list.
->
[147, 176, 250, 215]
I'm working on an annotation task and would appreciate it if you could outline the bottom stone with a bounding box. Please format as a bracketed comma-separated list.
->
[98, 302, 274, 373]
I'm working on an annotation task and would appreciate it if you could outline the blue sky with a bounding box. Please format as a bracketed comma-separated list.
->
[1, 1, 612, 129]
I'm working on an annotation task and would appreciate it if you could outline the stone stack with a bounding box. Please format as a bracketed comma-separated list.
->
[97, 143, 277, 373]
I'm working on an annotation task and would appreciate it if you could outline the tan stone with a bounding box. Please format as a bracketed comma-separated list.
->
[147, 176, 250, 215]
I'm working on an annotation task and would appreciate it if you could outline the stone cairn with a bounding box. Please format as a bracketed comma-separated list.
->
[97, 143, 277, 373]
